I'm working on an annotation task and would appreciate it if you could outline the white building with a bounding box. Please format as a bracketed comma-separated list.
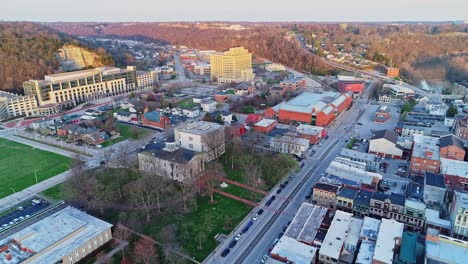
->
[265, 63, 286, 72]
[270, 135, 310, 157]
[113, 111, 137, 122]
[174, 121, 225, 161]
[270, 236, 318, 264]
[137, 70, 158, 88]
[372, 219, 404, 264]
[200, 99, 216, 113]
[0, 91, 38, 121]
[368, 130, 403, 159]
[182, 107, 200, 118]
[319, 210, 353, 264]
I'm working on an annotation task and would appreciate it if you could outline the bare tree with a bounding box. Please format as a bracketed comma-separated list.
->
[204, 129, 225, 161]
[119, 141, 131, 169]
[178, 179, 195, 214]
[195, 232, 206, 250]
[230, 136, 243, 169]
[132, 237, 158, 264]
[204, 162, 224, 204]
[102, 147, 114, 169]
[127, 175, 159, 222]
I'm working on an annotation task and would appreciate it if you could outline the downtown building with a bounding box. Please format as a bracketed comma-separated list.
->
[210, 47, 255, 83]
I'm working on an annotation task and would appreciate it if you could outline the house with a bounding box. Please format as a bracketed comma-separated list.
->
[214, 92, 230, 103]
[296, 124, 325, 144]
[254, 119, 277, 133]
[439, 134, 465, 161]
[200, 99, 216, 113]
[245, 114, 262, 126]
[312, 183, 340, 209]
[270, 135, 310, 157]
[374, 105, 391, 123]
[175, 121, 225, 161]
[81, 131, 108, 146]
[212, 111, 233, 125]
[440, 158, 468, 191]
[113, 112, 137, 123]
[368, 130, 403, 159]
[138, 140, 206, 182]
[182, 107, 200, 118]
[234, 82, 254, 95]
[141, 111, 171, 129]
[280, 76, 306, 92]
[57, 123, 80, 137]
[410, 135, 440, 176]
[424, 172, 447, 207]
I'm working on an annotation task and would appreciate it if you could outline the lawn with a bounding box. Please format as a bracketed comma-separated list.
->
[177, 98, 197, 109]
[102, 123, 150, 147]
[144, 193, 252, 261]
[221, 184, 264, 203]
[0, 138, 70, 199]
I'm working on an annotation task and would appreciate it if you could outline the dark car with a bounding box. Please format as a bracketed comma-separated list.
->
[258, 209, 264, 215]
[221, 248, 230, 257]
[266, 200, 273, 206]
[242, 225, 250, 233]
[247, 221, 254, 227]
[229, 239, 237, 248]
[271, 195, 276, 201]
[276, 188, 282, 194]
[325, 135, 329, 139]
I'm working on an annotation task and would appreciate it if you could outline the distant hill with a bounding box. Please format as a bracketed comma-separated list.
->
[0, 22, 113, 93]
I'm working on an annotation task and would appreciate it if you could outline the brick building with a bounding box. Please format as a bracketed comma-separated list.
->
[439, 134, 465, 161]
[453, 115, 468, 140]
[410, 135, 440, 176]
[141, 111, 171, 129]
[312, 183, 340, 209]
[440, 158, 468, 191]
[253, 119, 277, 133]
[374, 105, 391, 123]
[296, 124, 325, 144]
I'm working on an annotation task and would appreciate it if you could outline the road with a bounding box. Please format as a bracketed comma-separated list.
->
[204, 82, 374, 263]
[174, 53, 189, 81]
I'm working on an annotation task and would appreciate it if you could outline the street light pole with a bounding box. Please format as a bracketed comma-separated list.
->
[10, 187, 15, 195]
[34, 170, 39, 184]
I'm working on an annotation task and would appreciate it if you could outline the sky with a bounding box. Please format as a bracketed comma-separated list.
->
[1, 0, 466, 22]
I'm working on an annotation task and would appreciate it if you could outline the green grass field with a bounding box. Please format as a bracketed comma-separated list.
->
[177, 98, 197, 109]
[0, 138, 70, 199]
[102, 123, 150, 147]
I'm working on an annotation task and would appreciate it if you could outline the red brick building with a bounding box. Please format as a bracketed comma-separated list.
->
[214, 92, 230, 103]
[374, 105, 391, 123]
[410, 135, 440, 176]
[141, 111, 171, 129]
[280, 77, 306, 92]
[337, 73, 365, 94]
[264, 91, 352, 127]
[254, 119, 277, 133]
[296, 124, 325, 144]
[245, 114, 262, 126]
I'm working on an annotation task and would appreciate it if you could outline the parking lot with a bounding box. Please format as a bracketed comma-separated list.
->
[0, 198, 49, 232]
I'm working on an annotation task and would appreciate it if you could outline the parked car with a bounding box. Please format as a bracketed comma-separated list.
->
[258, 209, 264, 215]
[235, 233, 242, 240]
[221, 248, 230, 257]
[229, 240, 237, 248]
[276, 188, 282, 194]
[17, 206, 24, 211]
[253, 214, 259, 221]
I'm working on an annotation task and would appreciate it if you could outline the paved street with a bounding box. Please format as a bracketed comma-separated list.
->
[204, 82, 375, 263]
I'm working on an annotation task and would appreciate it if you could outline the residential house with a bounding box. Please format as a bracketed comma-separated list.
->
[141, 111, 171, 129]
[212, 111, 233, 125]
[312, 183, 340, 209]
[192, 95, 210, 104]
[200, 99, 216, 113]
[439, 134, 465, 161]
[182, 107, 200, 118]
[368, 130, 403, 159]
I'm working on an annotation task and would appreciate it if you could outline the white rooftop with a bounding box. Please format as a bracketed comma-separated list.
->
[270, 236, 318, 264]
[326, 159, 382, 185]
[0, 206, 112, 264]
[356, 241, 376, 264]
[320, 211, 353, 260]
[271, 135, 310, 147]
[277, 91, 340, 114]
[296, 124, 324, 136]
[340, 148, 379, 163]
[254, 119, 277, 128]
[425, 228, 468, 264]
[412, 134, 440, 161]
[344, 217, 364, 248]
[373, 219, 404, 264]
[425, 209, 451, 230]
[405, 199, 426, 211]
[440, 158, 468, 178]
[360, 217, 381, 241]
[175, 121, 223, 135]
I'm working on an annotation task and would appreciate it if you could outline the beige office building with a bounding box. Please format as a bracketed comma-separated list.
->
[210, 47, 255, 83]
[23, 66, 140, 107]
[0, 91, 38, 121]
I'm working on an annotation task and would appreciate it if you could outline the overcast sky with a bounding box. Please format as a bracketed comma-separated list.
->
[1, 0, 466, 22]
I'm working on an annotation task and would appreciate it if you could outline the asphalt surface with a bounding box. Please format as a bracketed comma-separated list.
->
[204, 81, 375, 263]
[0, 199, 49, 228]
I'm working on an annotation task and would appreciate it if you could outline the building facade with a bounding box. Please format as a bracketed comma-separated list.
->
[210, 47, 254, 83]
[0, 91, 38, 121]
[312, 183, 340, 209]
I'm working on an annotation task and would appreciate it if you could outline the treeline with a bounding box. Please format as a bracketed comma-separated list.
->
[0, 22, 113, 93]
[48, 23, 331, 75]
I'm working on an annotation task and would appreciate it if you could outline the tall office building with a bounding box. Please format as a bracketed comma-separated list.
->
[210, 47, 254, 83]
[23, 66, 139, 107]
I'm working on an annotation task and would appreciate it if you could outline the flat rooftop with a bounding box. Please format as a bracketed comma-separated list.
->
[175, 121, 223, 135]
[425, 228, 468, 264]
[373, 219, 404, 264]
[320, 210, 353, 260]
[254, 119, 277, 128]
[0, 206, 112, 264]
[270, 236, 318, 264]
[285, 203, 327, 240]
[278, 91, 340, 114]
[344, 217, 364, 248]
[32, 67, 132, 84]
[296, 124, 324, 136]
[425, 209, 451, 230]
[271, 135, 310, 146]
[340, 148, 379, 163]
[440, 158, 468, 178]
[412, 134, 440, 161]
[326, 160, 382, 186]
[356, 241, 376, 264]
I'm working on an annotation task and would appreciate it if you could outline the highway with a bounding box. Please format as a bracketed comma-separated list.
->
[204, 82, 374, 263]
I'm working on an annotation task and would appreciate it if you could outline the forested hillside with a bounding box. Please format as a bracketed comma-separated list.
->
[0, 22, 113, 93]
[47, 23, 331, 75]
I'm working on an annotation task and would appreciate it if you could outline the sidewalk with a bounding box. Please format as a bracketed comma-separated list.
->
[95, 239, 129, 264]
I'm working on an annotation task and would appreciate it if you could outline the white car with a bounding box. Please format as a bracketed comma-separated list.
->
[235, 233, 242, 241]
[253, 214, 259, 221]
